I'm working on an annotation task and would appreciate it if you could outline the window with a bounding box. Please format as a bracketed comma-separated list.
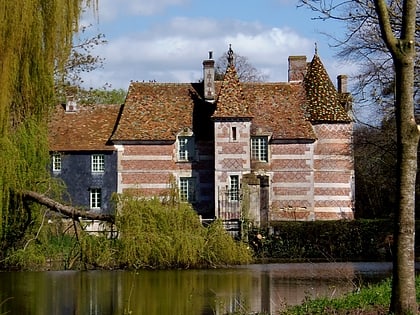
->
[52, 153, 61, 172]
[229, 175, 239, 202]
[90, 188, 101, 209]
[178, 136, 194, 161]
[232, 127, 237, 141]
[91, 154, 105, 173]
[251, 137, 268, 162]
[179, 177, 196, 202]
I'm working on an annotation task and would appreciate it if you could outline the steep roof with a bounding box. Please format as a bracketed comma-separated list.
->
[112, 79, 316, 142]
[48, 52, 351, 148]
[303, 54, 351, 123]
[244, 82, 315, 139]
[49, 104, 121, 151]
[110, 83, 214, 142]
[212, 65, 252, 119]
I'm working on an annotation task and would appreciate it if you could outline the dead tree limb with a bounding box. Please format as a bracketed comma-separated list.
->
[22, 190, 115, 223]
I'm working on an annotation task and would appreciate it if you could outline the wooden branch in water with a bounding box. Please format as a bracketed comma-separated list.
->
[22, 190, 115, 223]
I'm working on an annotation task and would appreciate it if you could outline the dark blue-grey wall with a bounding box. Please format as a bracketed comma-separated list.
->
[51, 151, 117, 214]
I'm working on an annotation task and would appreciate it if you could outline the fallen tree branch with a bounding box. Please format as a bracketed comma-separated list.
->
[22, 190, 115, 224]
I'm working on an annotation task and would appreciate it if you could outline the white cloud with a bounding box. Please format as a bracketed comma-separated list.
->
[79, 15, 320, 89]
[93, 0, 189, 21]
[78, 0, 363, 93]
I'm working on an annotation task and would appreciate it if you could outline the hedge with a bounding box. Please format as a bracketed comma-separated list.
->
[250, 219, 411, 261]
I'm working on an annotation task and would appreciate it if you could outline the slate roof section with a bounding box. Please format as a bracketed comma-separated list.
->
[303, 54, 352, 123]
[49, 104, 121, 151]
[212, 65, 252, 119]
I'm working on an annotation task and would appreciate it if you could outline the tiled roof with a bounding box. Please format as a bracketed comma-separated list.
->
[303, 54, 351, 123]
[243, 83, 316, 140]
[110, 83, 210, 141]
[112, 80, 316, 141]
[212, 65, 252, 119]
[48, 53, 351, 148]
[48, 104, 121, 151]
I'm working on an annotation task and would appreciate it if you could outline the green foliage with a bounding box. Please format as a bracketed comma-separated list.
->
[2, 215, 79, 270]
[278, 277, 400, 314]
[78, 88, 127, 105]
[0, 0, 93, 253]
[258, 220, 395, 261]
[101, 195, 252, 269]
[2, 194, 252, 270]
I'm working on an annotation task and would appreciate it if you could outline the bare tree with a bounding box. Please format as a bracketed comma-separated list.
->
[55, 24, 107, 102]
[300, 1, 418, 313]
[215, 51, 268, 82]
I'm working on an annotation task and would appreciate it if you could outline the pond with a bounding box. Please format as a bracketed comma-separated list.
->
[0, 262, 397, 315]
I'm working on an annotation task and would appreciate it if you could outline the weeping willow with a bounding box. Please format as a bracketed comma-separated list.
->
[0, 1, 95, 250]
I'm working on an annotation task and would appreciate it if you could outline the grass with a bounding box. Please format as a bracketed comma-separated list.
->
[279, 276, 420, 314]
[224, 276, 420, 315]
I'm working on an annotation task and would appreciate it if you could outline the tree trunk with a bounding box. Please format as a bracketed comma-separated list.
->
[390, 56, 419, 315]
[374, 1, 418, 312]
[22, 190, 115, 224]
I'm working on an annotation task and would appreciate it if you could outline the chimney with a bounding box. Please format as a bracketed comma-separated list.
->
[65, 86, 78, 112]
[65, 96, 77, 112]
[203, 51, 215, 101]
[288, 56, 307, 82]
[337, 75, 348, 94]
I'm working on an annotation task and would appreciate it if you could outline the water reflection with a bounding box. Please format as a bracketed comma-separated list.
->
[0, 262, 395, 315]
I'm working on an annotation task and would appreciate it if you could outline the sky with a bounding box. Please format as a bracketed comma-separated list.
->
[78, 0, 357, 90]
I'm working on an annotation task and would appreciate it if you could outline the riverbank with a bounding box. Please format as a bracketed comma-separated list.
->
[278, 276, 420, 315]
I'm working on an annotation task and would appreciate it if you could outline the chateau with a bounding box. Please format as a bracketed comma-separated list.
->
[49, 47, 354, 226]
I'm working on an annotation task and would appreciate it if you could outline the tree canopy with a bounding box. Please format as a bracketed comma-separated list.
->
[0, 0, 95, 251]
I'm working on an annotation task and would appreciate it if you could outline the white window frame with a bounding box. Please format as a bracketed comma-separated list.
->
[52, 153, 62, 172]
[229, 175, 240, 202]
[90, 188, 101, 209]
[91, 154, 105, 173]
[251, 137, 268, 162]
[179, 177, 196, 202]
[178, 136, 194, 162]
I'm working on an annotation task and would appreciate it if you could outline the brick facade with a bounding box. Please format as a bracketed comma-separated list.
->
[50, 49, 354, 225]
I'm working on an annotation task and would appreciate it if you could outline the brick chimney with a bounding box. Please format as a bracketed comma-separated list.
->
[203, 51, 215, 101]
[288, 56, 307, 82]
[337, 75, 348, 93]
[337, 74, 352, 113]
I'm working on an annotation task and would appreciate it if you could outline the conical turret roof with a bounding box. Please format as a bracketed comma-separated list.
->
[212, 47, 252, 119]
[303, 54, 351, 122]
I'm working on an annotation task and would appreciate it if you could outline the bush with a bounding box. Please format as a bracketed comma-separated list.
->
[80, 195, 253, 269]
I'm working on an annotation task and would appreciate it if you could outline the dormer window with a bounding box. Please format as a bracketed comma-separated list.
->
[251, 136, 268, 162]
[178, 136, 193, 161]
[177, 128, 195, 162]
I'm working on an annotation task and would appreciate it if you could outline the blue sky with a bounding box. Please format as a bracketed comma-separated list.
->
[79, 0, 356, 90]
